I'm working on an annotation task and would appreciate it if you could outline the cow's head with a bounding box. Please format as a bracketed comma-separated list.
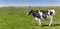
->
[26, 9, 33, 16]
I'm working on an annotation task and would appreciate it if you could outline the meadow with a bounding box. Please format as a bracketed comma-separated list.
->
[0, 7, 60, 29]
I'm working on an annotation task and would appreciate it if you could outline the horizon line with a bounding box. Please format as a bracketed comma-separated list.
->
[0, 5, 60, 7]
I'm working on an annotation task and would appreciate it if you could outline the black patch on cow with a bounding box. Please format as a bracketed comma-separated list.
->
[50, 11, 53, 15]
[32, 10, 41, 19]
[40, 10, 48, 15]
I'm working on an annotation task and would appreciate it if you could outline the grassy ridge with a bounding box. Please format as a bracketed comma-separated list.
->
[0, 8, 60, 29]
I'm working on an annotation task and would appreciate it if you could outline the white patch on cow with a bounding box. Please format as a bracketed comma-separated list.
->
[47, 15, 51, 19]
[48, 10, 50, 16]
[38, 11, 43, 19]
[35, 17, 38, 21]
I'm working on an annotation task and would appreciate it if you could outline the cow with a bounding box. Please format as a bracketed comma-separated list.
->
[26, 9, 55, 26]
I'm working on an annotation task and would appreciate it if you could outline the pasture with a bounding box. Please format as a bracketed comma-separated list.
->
[0, 7, 60, 29]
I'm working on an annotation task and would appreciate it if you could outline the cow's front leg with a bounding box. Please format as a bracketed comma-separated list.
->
[38, 19, 42, 26]
[35, 17, 42, 26]
[49, 16, 54, 26]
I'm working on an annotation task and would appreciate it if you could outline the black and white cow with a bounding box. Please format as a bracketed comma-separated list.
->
[26, 9, 55, 26]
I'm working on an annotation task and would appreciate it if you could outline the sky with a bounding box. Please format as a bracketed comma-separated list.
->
[0, 0, 60, 7]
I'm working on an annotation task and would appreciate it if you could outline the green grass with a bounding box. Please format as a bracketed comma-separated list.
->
[0, 7, 60, 29]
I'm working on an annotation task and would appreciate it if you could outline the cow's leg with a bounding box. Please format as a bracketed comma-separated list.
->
[38, 19, 42, 26]
[35, 17, 38, 21]
[49, 16, 54, 26]
[35, 17, 42, 26]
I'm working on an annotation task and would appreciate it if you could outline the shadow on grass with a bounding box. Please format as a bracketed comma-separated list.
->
[33, 24, 60, 27]
[42, 24, 60, 27]
[54, 24, 60, 26]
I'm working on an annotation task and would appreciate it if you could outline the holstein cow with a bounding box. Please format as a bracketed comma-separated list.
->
[26, 9, 55, 26]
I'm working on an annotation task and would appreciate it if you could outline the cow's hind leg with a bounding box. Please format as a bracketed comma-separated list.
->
[49, 16, 54, 26]
[38, 19, 42, 26]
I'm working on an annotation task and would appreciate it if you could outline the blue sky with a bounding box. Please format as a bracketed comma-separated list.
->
[0, 0, 60, 7]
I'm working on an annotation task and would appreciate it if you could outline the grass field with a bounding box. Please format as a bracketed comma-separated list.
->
[0, 7, 60, 29]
